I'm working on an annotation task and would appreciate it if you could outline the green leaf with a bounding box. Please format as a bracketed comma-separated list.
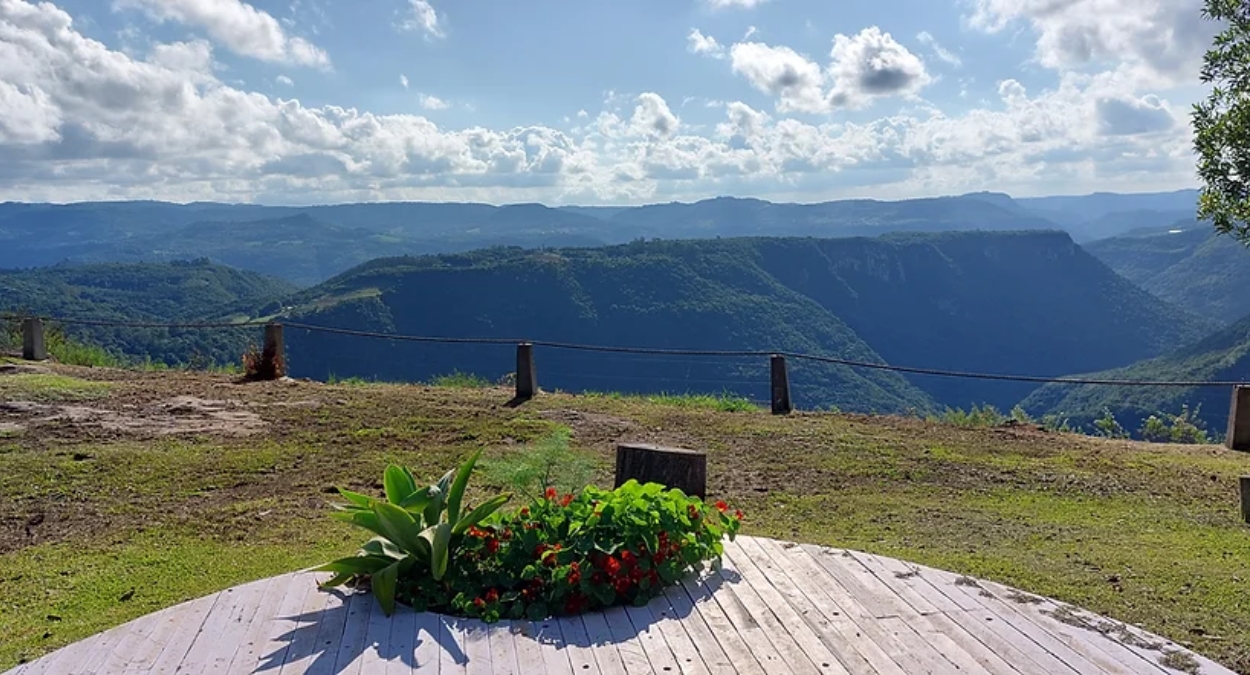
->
[400, 486, 436, 514]
[319, 572, 354, 588]
[372, 559, 402, 616]
[312, 554, 393, 577]
[372, 502, 427, 556]
[336, 487, 376, 509]
[446, 448, 482, 525]
[422, 483, 445, 529]
[421, 522, 453, 581]
[383, 464, 418, 505]
[452, 494, 512, 535]
[331, 509, 385, 539]
[361, 537, 405, 560]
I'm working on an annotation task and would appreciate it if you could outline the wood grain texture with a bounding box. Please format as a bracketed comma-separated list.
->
[4, 536, 1232, 675]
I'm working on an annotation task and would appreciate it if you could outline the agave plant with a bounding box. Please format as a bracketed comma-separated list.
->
[315, 448, 511, 615]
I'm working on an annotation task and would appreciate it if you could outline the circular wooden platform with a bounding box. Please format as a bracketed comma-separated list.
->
[4, 536, 1233, 674]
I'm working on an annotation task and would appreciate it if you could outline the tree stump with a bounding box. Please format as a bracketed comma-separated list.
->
[615, 443, 707, 498]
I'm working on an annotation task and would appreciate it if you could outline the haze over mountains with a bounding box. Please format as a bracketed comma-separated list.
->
[6, 187, 1250, 439]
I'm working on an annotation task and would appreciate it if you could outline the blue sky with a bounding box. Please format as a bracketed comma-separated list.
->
[0, 0, 1219, 205]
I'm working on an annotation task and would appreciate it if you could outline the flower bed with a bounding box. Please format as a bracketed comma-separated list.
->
[316, 449, 742, 621]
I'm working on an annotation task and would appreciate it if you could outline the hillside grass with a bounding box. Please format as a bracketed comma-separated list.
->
[0, 366, 1248, 672]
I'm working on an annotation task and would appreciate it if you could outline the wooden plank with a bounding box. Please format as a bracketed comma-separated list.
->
[638, 592, 713, 675]
[354, 590, 399, 674]
[623, 603, 682, 673]
[748, 536, 907, 675]
[851, 551, 963, 614]
[556, 615, 600, 673]
[19, 631, 108, 675]
[579, 608, 629, 674]
[797, 544, 920, 620]
[941, 606, 1076, 675]
[530, 618, 575, 675]
[788, 542, 963, 674]
[722, 540, 853, 675]
[714, 545, 823, 674]
[600, 605, 655, 674]
[682, 566, 788, 673]
[673, 570, 765, 675]
[202, 576, 281, 674]
[510, 619, 557, 675]
[922, 611, 1031, 675]
[486, 619, 521, 675]
[285, 587, 352, 674]
[332, 590, 378, 673]
[220, 574, 298, 674]
[411, 608, 444, 673]
[660, 581, 735, 674]
[438, 615, 469, 674]
[462, 622, 494, 675]
[383, 604, 419, 675]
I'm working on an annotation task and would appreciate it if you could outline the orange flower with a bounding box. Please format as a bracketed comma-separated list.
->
[715, 500, 729, 512]
[559, 493, 574, 507]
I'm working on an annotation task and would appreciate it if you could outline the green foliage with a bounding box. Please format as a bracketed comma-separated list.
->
[406, 481, 742, 622]
[1193, 0, 1250, 243]
[1093, 409, 1129, 439]
[1137, 405, 1212, 444]
[429, 371, 492, 389]
[929, 404, 1006, 428]
[479, 427, 598, 501]
[316, 449, 512, 614]
[1009, 405, 1034, 424]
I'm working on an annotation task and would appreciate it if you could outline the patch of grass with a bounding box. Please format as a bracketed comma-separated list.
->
[45, 332, 122, 368]
[0, 374, 111, 402]
[428, 371, 493, 389]
[583, 390, 758, 412]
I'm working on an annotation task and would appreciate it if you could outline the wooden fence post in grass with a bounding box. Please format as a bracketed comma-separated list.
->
[515, 342, 537, 401]
[771, 354, 792, 415]
[1241, 476, 1250, 525]
[615, 443, 707, 498]
[1226, 386, 1250, 451]
[21, 318, 46, 361]
[260, 322, 285, 380]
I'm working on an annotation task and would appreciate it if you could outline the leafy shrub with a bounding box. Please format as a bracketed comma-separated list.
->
[429, 371, 492, 388]
[1139, 405, 1211, 444]
[1093, 408, 1129, 439]
[479, 427, 599, 501]
[317, 454, 742, 622]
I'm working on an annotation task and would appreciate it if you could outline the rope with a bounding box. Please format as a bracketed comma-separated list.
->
[4, 313, 1246, 388]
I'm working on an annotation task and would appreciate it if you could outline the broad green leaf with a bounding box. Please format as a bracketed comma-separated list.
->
[420, 522, 453, 580]
[371, 559, 402, 616]
[331, 509, 386, 540]
[336, 487, 376, 509]
[422, 484, 445, 529]
[372, 502, 426, 556]
[319, 572, 354, 588]
[383, 464, 418, 505]
[451, 494, 511, 535]
[446, 448, 482, 524]
[312, 554, 393, 577]
[361, 537, 405, 560]
[400, 486, 436, 514]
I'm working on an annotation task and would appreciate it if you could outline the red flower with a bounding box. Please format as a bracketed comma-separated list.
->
[653, 551, 667, 564]
[734, 509, 745, 521]
[545, 487, 557, 500]
[647, 569, 660, 585]
[534, 543, 547, 558]
[559, 493, 574, 507]
[603, 556, 621, 576]
[687, 504, 700, 520]
[629, 566, 644, 582]
[569, 569, 582, 585]
[501, 528, 513, 540]
[484, 538, 500, 555]
[613, 576, 632, 595]
[473, 597, 485, 610]
[715, 500, 729, 513]
[519, 507, 529, 517]
[485, 588, 499, 603]
[619, 550, 637, 568]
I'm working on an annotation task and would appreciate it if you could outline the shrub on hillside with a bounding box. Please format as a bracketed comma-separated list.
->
[315, 450, 741, 621]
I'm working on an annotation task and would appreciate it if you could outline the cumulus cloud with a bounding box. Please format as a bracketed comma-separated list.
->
[397, 0, 443, 39]
[916, 31, 961, 66]
[0, 0, 1204, 204]
[966, 0, 1216, 85]
[687, 28, 724, 58]
[276, 74, 294, 86]
[417, 93, 450, 110]
[113, 0, 330, 68]
[719, 28, 930, 112]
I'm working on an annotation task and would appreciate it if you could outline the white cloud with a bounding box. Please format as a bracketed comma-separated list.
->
[827, 27, 931, 108]
[417, 93, 450, 110]
[397, 0, 443, 39]
[0, 0, 1203, 205]
[966, 0, 1216, 85]
[916, 30, 961, 67]
[113, 0, 330, 68]
[720, 28, 930, 112]
[704, 0, 769, 8]
[275, 74, 293, 86]
[400, 74, 409, 89]
[687, 28, 724, 58]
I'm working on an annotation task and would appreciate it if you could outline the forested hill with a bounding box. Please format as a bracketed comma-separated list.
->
[0, 260, 296, 366]
[1084, 222, 1250, 323]
[1021, 312, 1250, 436]
[281, 231, 1210, 413]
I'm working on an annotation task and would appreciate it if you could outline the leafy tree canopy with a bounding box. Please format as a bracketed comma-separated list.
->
[1194, 1, 1250, 242]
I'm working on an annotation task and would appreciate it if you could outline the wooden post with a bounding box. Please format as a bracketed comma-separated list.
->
[22, 318, 46, 361]
[771, 354, 792, 415]
[1241, 476, 1250, 525]
[515, 343, 536, 400]
[615, 443, 707, 498]
[1227, 386, 1250, 451]
[260, 322, 285, 380]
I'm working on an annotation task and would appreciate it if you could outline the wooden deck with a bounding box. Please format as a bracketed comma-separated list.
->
[4, 536, 1233, 675]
